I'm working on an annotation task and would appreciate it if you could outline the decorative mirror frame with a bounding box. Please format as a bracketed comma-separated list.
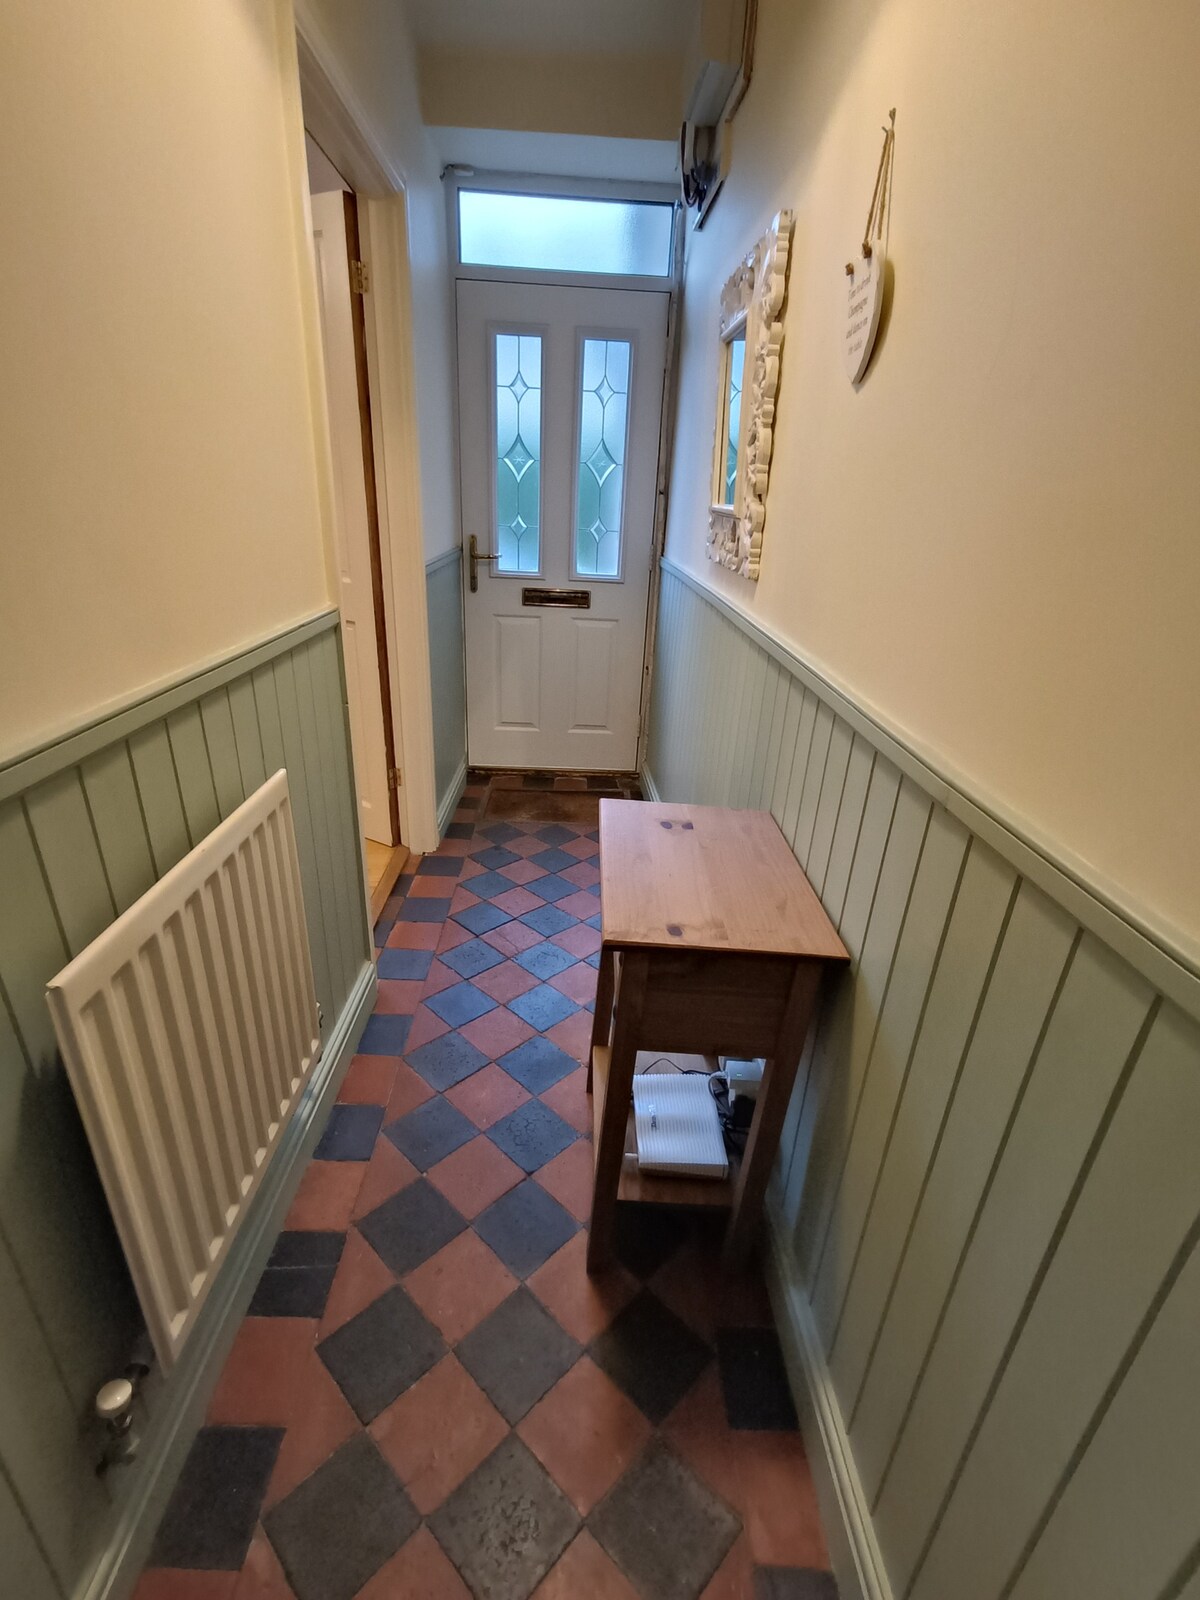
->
[707, 209, 794, 581]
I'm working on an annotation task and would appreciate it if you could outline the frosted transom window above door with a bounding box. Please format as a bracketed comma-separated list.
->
[459, 191, 675, 277]
[494, 332, 542, 574]
[575, 338, 631, 579]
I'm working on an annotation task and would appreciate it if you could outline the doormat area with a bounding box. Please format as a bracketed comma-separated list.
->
[481, 788, 604, 826]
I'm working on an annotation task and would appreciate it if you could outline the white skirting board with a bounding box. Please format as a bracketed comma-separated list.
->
[78, 959, 377, 1600]
[437, 758, 468, 839]
[764, 1197, 895, 1600]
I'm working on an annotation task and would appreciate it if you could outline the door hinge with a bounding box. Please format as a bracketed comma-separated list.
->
[389, 766, 402, 790]
[350, 260, 370, 295]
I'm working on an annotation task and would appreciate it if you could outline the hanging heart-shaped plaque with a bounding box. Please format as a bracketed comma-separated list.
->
[843, 247, 885, 384]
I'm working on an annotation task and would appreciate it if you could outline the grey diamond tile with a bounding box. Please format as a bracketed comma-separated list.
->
[407, 1032, 489, 1091]
[384, 1098, 476, 1170]
[441, 937, 507, 979]
[520, 904, 577, 937]
[526, 874, 578, 904]
[488, 1099, 577, 1174]
[529, 847, 577, 873]
[456, 1287, 581, 1422]
[508, 983, 578, 1032]
[754, 1570, 840, 1600]
[446, 821, 473, 838]
[498, 1035, 577, 1094]
[474, 1179, 579, 1277]
[399, 896, 452, 922]
[514, 942, 576, 980]
[591, 1439, 740, 1600]
[377, 947, 434, 981]
[267, 1230, 346, 1268]
[314, 1103, 383, 1161]
[317, 1283, 445, 1422]
[536, 826, 575, 845]
[425, 980, 497, 1027]
[717, 1327, 799, 1431]
[151, 1425, 282, 1569]
[417, 855, 462, 876]
[591, 1290, 711, 1423]
[453, 900, 511, 935]
[430, 1434, 578, 1600]
[614, 1205, 691, 1279]
[472, 845, 521, 869]
[249, 1263, 338, 1318]
[481, 823, 522, 843]
[357, 1178, 466, 1275]
[265, 1433, 418, 1600]
[469, 870, 519, 900]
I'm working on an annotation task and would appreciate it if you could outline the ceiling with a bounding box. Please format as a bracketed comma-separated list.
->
[404, 0, 701, 56]
[429, 126, 680, 185]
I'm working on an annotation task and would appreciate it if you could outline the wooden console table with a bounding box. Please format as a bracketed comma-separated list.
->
[587, 801, 849, 1271]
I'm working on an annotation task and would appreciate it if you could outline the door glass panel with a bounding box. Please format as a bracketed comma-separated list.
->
[574, 338, 631, 579]
[724, 335, 746, 503]
[460, 191, 674, 277]
[495, 332, 542, 573]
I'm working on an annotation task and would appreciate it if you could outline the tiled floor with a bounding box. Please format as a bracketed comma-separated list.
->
[134, 778, 836, 1600]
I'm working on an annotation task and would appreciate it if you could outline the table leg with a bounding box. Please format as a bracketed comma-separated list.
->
[587, 944, 617, 1092]
[723, 961, 823, 1266]
[588, 951, 648, 1273]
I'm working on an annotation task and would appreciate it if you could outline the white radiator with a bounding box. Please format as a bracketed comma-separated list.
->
[46, 769, 320, 1368]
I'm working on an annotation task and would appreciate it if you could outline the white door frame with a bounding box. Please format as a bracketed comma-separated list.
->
[442, 168, 684, 774]
[288, 5, 440, 852]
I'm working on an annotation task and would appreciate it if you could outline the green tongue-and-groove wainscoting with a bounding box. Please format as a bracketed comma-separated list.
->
[0, 610, 375, 1600]
[645, 557, 1200, 1600]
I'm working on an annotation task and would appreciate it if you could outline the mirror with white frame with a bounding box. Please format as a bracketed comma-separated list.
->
[707, 210, 794, 581]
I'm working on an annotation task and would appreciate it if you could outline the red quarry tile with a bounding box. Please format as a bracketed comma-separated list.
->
[134, 1572, 237, 1600]
[527, 1232, 635, 1344]
[207, 1317, 316, 1426]
[700, 1534, 755, 1600]
[284, 1161, 364, 1231]
[556, 889, 599, 920]
[444, 1062, 531, 1129]
[550, 923, 602, 959]
[539, 1068, 592, 1135]
[428, 1136, 524, 1218]
[548, 963, 598, 1006]
[383, 1060, 435, 1122]
[337, 1055, 397, 1106]
[449, 886, 481, 915]
[408, 876, 454, 899]
[482, 919, 542, 957]
[234, 1526, 295, 1600]
[402, 1231, 517, 1343]
[531, 1530, 639, 1600]
[355, 1527, 471, 1600]
[374, 979, 424, 1016]
[561, 861, 601, 889]
[458, 857, 485, 880]
[518, 1357, 651, 1514]
[319, 1228, 397, 1336]
[499, 859, 547, 885]
[663, 1369, 829, 1570]
[545, 1010, 593, 1064]
[370, 1355, 508, 1516]
[400, 1004, 451, 1053]
[353, 1138, 418, 1220]
[563, 836, 599, 860]
[459, 1006, 535, 1061]
[386, 921, 440, 950]
[649, 1241, 773, 1343]
[493, 885, 544, 917]
[472, 959, 540, 1005]
[534, 1141, 594, 1222]
[420, 959, 462, 999]
[437, 920, 475, 954]
[434, 836, 473, 857]
[264, 1348, 359, 1508]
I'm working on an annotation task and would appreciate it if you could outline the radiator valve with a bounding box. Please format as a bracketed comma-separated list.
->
[95, 1375, 140, 1475]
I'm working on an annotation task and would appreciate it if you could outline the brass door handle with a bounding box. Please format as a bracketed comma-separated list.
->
[469, 534, 500, 592]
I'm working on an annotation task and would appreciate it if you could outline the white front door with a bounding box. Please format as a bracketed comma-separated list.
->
[457, 279, 669, 770]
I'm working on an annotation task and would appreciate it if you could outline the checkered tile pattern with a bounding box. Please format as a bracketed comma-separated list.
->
[134, 775, 836, 1600]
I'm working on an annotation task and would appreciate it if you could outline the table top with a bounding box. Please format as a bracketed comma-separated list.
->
[598, 801, 849, 961]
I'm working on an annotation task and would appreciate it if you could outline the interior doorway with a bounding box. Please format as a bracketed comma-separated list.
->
[306, 134, 407, 914]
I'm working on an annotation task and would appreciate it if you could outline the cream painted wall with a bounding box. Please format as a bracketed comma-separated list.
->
[419, 48, 681, 142]
[301, 0, 460, 565]
[665, 0, 1200, 958]
[0, 1, 332, 762]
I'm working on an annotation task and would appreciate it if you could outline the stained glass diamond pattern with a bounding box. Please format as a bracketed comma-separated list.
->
[575, 338, 631, 579]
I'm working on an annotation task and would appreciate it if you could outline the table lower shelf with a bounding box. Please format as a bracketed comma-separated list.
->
[589, 1045, 736, 1209]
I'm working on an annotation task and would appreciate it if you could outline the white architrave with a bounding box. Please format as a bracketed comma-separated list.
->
[707, 209, 793, 582]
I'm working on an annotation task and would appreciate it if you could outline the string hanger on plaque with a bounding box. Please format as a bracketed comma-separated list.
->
[843, 108, 895, 384]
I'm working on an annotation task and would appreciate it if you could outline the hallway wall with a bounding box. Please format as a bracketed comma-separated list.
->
[664, 0, 1200, 960]
[0, 0, 331, 764]
[647, 564, 1200, 1600]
